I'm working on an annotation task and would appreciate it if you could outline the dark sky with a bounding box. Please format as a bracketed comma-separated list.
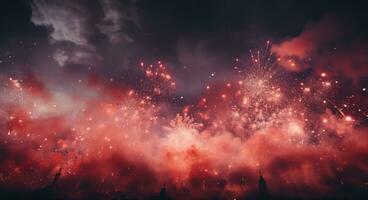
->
[0, 0, 367, 97]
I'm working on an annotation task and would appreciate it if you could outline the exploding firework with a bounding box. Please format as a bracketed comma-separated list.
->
[138, 60, 176, 98]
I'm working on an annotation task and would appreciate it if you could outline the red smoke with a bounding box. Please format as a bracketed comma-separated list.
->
[0, 56, 367, 199]
[271, 16, 348, 72]
[315, 41, 368, 81]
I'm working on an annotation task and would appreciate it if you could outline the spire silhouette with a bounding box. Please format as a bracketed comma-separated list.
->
[258, 174, 269, 200]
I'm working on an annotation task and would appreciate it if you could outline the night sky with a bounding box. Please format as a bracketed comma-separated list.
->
[0, 0, 368, 200]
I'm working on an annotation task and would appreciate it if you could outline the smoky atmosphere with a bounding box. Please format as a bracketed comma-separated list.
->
[0, 0, 368, 200]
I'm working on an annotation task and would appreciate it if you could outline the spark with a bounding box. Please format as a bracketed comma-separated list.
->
[9, 77, 23, 91]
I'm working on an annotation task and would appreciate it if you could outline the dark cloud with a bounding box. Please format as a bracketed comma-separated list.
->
[98, 0, 138, 43]
[31, 0, 138, 68]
